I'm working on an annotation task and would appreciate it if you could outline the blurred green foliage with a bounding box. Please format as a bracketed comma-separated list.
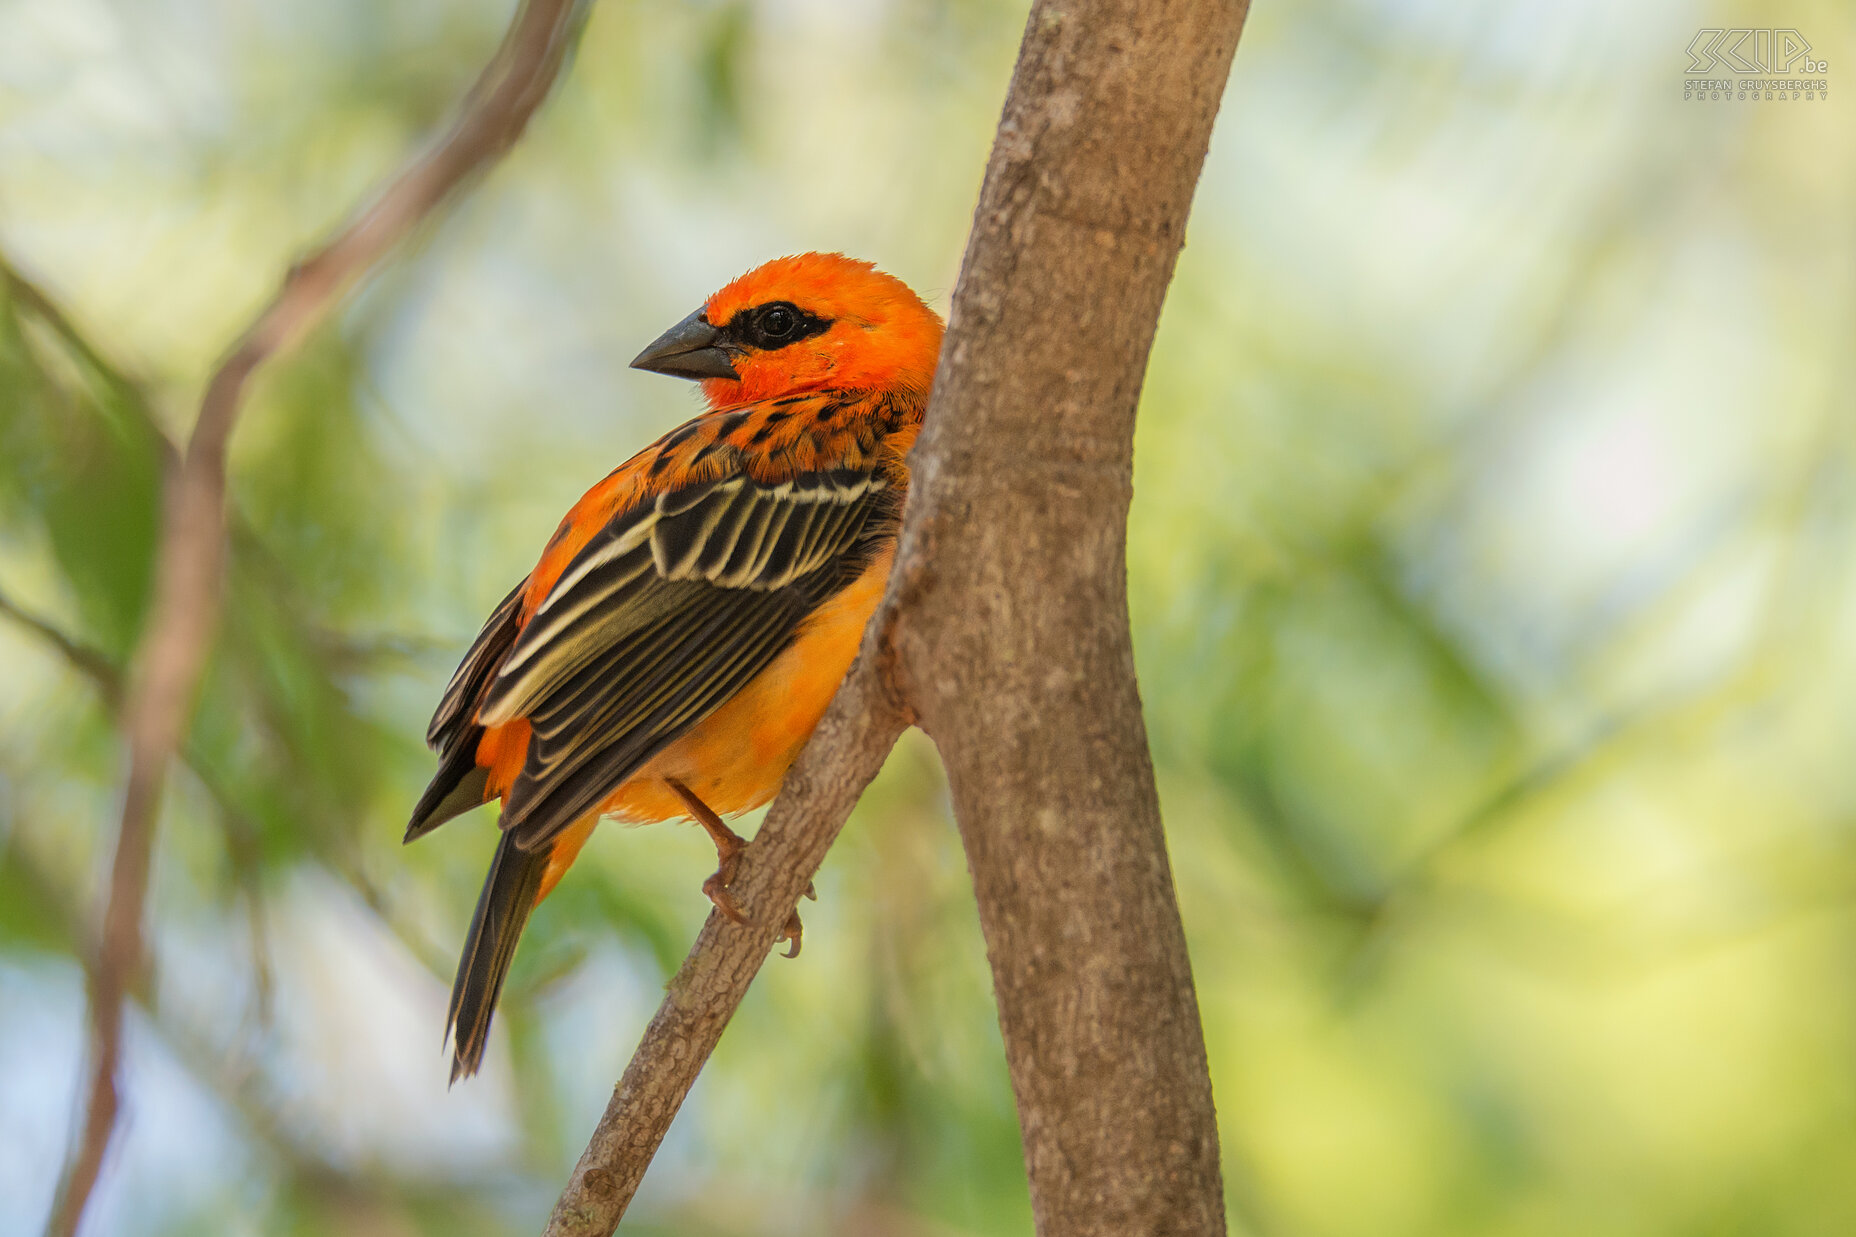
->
[3, 0, 1855, 1235]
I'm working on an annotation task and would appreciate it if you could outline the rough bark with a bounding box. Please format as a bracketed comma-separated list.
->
[546, 0, 1246, 1232]
[894, 3, 1246, 1232]
[44, 4, 590, 1234]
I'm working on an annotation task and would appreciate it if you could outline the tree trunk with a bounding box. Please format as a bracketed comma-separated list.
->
[891, 1, 1247, 1231]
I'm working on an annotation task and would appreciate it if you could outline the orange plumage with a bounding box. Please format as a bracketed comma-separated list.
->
[408, 254, 942, 1079]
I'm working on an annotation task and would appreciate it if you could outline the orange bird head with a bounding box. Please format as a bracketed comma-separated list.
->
[630, 252, 944, 406]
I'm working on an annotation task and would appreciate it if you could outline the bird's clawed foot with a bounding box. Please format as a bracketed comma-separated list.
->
[778, 907, 804, 958]
[700, 848, 751, 926]
[666, 778, 816, 956]
[776, 880, 817, 957]
[668, 778, 754, 926]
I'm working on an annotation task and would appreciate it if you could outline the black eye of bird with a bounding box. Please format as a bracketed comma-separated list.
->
[730, 301, 828, 351]
[759, 305, 798, 339]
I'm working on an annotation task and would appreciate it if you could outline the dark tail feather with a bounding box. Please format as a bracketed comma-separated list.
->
[406, 737, 491, 843]
[447, 832, 547, 1083]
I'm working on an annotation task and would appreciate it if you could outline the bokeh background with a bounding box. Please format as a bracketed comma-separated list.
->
[2, 0, 1853, 1233]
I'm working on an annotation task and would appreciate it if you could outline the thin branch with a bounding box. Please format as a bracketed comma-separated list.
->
[0, 566, 460, 997]
[7, 245, 544, 984]
[5, 833, 312, 1172]
[2, 582, 269, 1028]
[45, 4, 591, 1233]
[543, 628, 910, 1234]
[0, 587, 124, 708]
[5, 833, 519, 1222]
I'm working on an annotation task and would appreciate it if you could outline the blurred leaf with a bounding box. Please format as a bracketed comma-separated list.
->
[0, 835, 77, 954]
[0, 276, 165, 658]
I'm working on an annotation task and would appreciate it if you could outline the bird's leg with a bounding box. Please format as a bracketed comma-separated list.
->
[665, 777, 751, 926]
[664, 777, 815, 955]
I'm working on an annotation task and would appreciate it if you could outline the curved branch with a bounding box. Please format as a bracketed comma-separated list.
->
[543, 626, 910, 1235]
[45, 4, 591, 1234]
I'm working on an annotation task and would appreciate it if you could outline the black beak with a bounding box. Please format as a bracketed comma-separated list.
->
[629, 307, 739, 381]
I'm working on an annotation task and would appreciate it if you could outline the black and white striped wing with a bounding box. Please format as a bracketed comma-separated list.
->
[427, 579, 527, 754]
[406, 578, 529, 842]
[480, 466, 895, 850]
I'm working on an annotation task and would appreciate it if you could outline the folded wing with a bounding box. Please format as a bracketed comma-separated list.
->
[467, 464, 895, 851]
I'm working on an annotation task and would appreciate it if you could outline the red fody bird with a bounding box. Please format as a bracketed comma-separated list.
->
[407, 253, 943, 1080]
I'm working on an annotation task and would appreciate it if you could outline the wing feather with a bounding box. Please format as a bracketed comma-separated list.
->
[488, 464, 896, 851]
[409, 577, 528, 841]
[503, 593, 806, 844]
[426, 579, 527, 752]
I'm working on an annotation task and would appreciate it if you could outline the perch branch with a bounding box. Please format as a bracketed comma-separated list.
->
[542, 624, 910, 1235]
[44, 4, 590, 1233]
